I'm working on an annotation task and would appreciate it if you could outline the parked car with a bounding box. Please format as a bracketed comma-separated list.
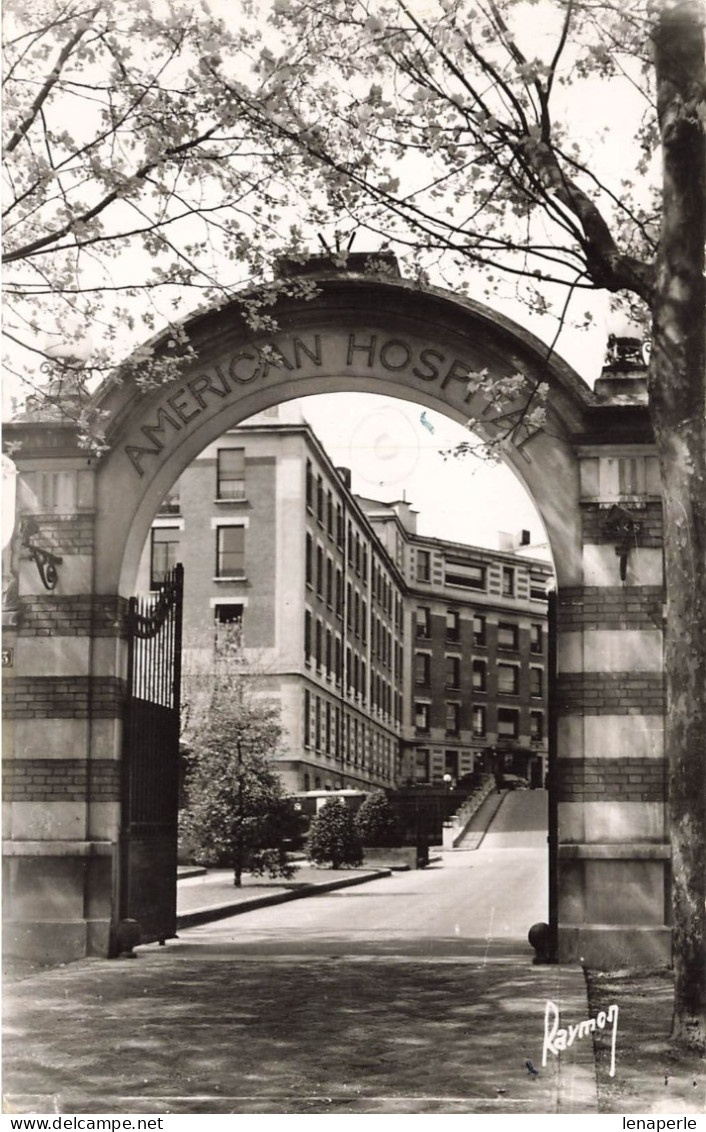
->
[502, 774, 529, 790]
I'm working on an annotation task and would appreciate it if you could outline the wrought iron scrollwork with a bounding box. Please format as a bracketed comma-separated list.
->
[20, 518, 63, 591]
[129, 563, 184, 639]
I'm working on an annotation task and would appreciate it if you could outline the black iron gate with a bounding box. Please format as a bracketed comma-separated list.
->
[119, 564, 183, 946]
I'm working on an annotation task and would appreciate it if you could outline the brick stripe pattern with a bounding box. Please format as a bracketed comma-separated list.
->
[581, 502, 663, 547]
[556, 672, 664, 715]
[558, 587, 664, 631]
[20, 514, 95, 555]
[4, 676, 126, 718]
[2, 759, 121, 802]
[557, 757, 666, 803]
[15, 595, 129, 638]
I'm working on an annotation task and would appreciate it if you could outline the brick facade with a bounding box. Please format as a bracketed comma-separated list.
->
[558, 587, 664, 630]
[557, 757, 666, 802]
[3, 676, 125, 718]
[19, 514, 95, 555]
[3, 759, 121, 802]
[555, 672, 665, 714]
[14, 596, 128, 638]
[581, 501, 663, 547]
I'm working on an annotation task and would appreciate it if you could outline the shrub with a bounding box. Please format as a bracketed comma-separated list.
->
[306, 797, 362, 868]
[354, 791, 401, 847]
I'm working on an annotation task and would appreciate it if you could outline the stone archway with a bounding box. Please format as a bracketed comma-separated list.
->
[2, 269, 669, 967]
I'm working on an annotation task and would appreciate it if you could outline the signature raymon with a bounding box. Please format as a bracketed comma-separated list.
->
[542, 1000, 619, 1077]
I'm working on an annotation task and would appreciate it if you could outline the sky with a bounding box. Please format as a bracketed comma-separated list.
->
[295, 391, 550, 554]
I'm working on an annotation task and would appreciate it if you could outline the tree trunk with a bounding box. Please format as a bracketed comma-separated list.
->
[650, 0, 706, 1052]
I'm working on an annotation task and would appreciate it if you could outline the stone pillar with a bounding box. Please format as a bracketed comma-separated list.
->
[555, 439, 671, 966]
[2, 432, 125, 962]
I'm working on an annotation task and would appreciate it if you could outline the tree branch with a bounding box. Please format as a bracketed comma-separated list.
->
[5, 6, 101, 154]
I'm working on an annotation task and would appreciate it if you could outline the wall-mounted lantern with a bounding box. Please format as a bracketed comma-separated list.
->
[601, 504, 643, 582]
[20, 517, 63, 590]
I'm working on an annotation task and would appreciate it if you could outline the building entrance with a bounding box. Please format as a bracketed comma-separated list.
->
[2, 265, 669, 968]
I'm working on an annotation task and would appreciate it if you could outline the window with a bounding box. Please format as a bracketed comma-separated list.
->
[501, 566, 514, 596]
[531, 624, 543, 653]
[326, 491, 333, 536]
[415, 653, 431, 685]
[305, 534, 313, 586]
[306, 461, 313, 511]
[417, 549, 431, 582]
[304, 690, 311, 747]
[472, 706, 486, 736]
[473, 615, 486, 646]
[326, 629, 332, 675]
[150, 527, 179, 588]
[498, 708, 519, 738]
[416, 606, 431, 638]
[336, 568, 343, 617]
[530, 667, 543, 698]
[315, 620, 323, 668]
[445, 750, 459, 779]
[216, 525, 245, 578]
[445, 655, 461, 689]
[415, 702, 430, 731]
[445, 558, 486, 590]
[531, 711, 544, 741]
[445, 702, 460, 735]
[326, 559, 333, 607]
[325, 703, 332, 752]
[315, 698, 321, 750]
[316, 476, 324, 523]
[446, 609, 460, 640]
[472, 660, 487, 691]
[497, 622, 519, 650]
[214, 603, 243, 626]
[304, 610, 312, 660]
[415, 748, 430, 783]
[316, 546, 324, 597]
[497, 663, 519, 695]
[216, 448, 245, 499]
[336, 504, 344, 548]
[158, 486, 180, 516]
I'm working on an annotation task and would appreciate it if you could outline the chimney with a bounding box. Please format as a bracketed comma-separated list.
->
[336, 466, 352, 490]
[390, 500, 418, 534]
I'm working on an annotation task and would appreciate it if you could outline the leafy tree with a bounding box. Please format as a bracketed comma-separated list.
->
[306, 797, 363, 868]
[179, 630, 299, 887]
[257, 0, 704, 1053]
[1, 0, 314, 421]
[354, 791, 401, 847]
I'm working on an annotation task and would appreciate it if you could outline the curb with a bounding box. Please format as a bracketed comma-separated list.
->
[177, 868, 392, 929]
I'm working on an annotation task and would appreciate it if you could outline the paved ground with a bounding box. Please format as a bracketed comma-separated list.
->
[2, 953, 594, 1115]
[2, 790, 602, 1115]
